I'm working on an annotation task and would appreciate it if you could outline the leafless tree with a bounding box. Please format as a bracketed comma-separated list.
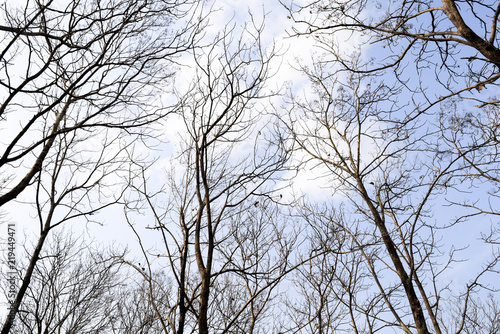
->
[0, 231, 125, 334]
[123, 17, 297, 334]
[1, 122, 140, 333]
[280, 1, 500, 333]
[283, 204, 383, 334]
[111, 270, 177, 333]
[0, 0, 201, 207]
[284, 0, 500, 102]
[2, 230, 176, 334]
[0, 0, 203, 332]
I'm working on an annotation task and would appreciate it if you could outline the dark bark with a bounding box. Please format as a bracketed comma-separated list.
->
[0, 99, 70, 207]
[358, 182, 430, 334]
[1, 220, 53, 334]
[442, 0, 500, 68]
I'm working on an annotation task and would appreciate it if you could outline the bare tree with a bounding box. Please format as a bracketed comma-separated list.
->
[280, 56, 500, 334]
[1, 123, 140, 333]
[0, 0, 201, 207]
[111, 270, 177, 334]
[123, 17, 297, 334]
[284, 0, 500, 102]
[279, 1, 500, 333]
[0, 231, 125, 334]
[0, 0, 203, 332]
[282, 0, 500, 213]
[283, 204, 383, 334]
[2, 230, 191, 334]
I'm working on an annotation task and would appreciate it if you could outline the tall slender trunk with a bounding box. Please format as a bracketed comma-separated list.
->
[177, 231, 189, 334]
[194, 136, 215, 334]
[1, 225, 51, 334]
[198, 270, 211, 334]
[358, 181, 430, 334]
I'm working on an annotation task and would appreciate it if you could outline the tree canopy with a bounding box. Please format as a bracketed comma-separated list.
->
[1, 1, 500, 333]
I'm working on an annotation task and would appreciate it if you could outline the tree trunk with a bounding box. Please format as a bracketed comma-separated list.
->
[1, 227, 51, 334]
[442, 0, 500, 68]
[359, 182, 430, 334]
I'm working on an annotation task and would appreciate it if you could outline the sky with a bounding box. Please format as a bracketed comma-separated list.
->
[1, 0, 325, 270]
[0, 0, 489, 274]
[2, 0, 499, 329]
